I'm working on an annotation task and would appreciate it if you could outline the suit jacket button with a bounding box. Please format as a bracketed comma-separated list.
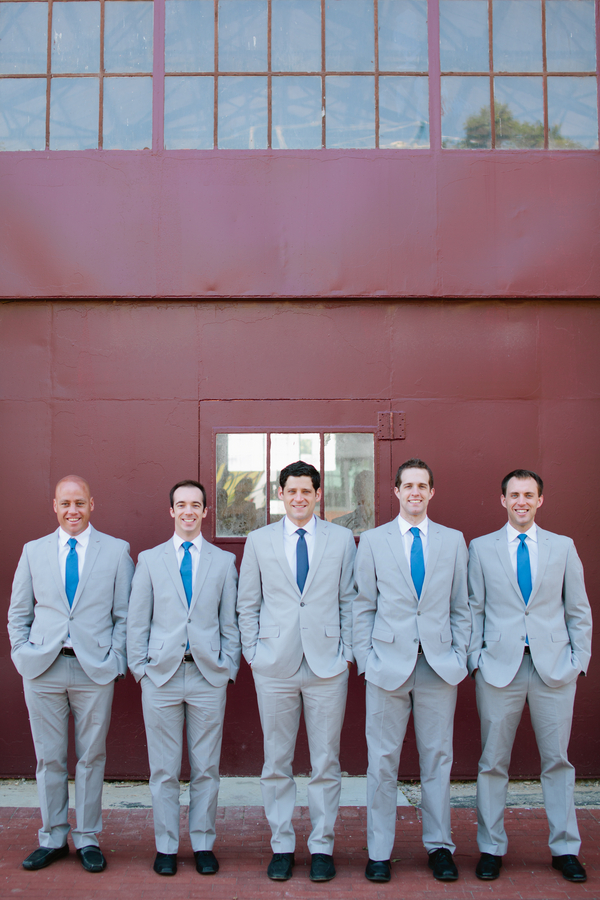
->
[187, 619, 191, 623]
[414, 638, 419, 643]
[525, 611, 529, 616]
[417, 611, 421, 616]
[300, 602, 305, 607]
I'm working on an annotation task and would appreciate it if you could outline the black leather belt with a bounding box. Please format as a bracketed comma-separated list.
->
[417, 643, 423, 655]
[524, 646, 531, 655]
[60, 647, 76, 657]
[183, 653, 195, 662]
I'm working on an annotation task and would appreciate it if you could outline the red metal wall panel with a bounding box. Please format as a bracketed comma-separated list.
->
[0, 299, 598, 780]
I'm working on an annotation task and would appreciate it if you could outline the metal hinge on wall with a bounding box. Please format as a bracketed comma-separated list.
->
[376, 411, 406, 440]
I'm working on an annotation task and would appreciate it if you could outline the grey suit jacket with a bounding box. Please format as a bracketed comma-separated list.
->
[8, 525, 133, 684]
[127, 537, 241, 688]
[353, 518, 471, 690]
[467, 525, 592, 689]
[237, 517, 356, 679]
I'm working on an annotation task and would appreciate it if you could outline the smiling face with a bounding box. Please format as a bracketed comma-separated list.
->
[170, 485, 208, 540]
[394, 467, 434, 525]
[53, 478, 94, 536]
[278, 475, 321, 528]
[501, 476, 543, 532]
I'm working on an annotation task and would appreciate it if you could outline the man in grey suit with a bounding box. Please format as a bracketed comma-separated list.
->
[127, 479, 240, 877]
[468, 469, 592, 883]
[8, 475, 133, 873]
[353, 458, 470, 884]
[237, 460, 356, 883]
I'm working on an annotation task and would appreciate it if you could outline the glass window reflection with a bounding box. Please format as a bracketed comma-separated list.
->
[440, 0, 489, 72]
[0, 2, 48, 74]
[442, 75, 491, 147]
[547, 76, 598, 148]
[379, 76, 429, 147]
[50, 76, 99, 148]
[218, 0, 268, 72]
[492, 0, 542, 73]
[546, 0, 596, 73]
[272, 0, 321, 72]
[164, 75, 214, 148]
[216, 433, 266, 537]
[494, 76, 543, 148]
[326, 0, 374, 72]
[270, 434, 320, 522]
[52, 2, 100, 74]
[325, 434, 374, 535]
[103, 76, 153, 148]
[165, 0, 214, 73]
[326, 75, 375, 147]
[0, 77, 46, 149]
[104, 1, 154, 73]
[379, 0, 428, 72]
[218, 75, 268, 147]
[272, 76, 322, 148]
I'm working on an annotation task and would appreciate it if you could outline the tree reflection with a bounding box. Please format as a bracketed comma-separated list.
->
[459, 102, 581, 148]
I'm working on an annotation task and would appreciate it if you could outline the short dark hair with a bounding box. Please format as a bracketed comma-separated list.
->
[279, 460, 320, 491]
[501, 469, 543, 497]
[170, 479, 207, 509]
[395, 458, 434, 489]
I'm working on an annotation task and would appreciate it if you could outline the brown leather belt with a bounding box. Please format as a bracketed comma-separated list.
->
[60, 647, 76, 657]
[183, 653, 195, 662]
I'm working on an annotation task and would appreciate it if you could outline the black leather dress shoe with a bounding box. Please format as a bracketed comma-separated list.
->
[365, 858, 391, 882]
[153, 852, 177, 875]
[77, 845, 107, 872]
[22, 844, 69, 870]
[267, 852, 295, 880]
[428, 848, 458, 881]
[552, 855, 587, 882]
[194, 850, 219, 874]
[310, 853, 336, 882]
[475, 853, 502, 880]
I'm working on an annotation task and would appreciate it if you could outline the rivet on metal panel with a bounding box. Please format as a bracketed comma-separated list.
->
[392, 411, 406, 440]
[377, 411, 406, 440]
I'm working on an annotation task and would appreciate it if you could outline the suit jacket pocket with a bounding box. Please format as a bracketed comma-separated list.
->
[483, 631, 500, 642]
[551, 630, 570, 643]
[440, 628, 452, 643]
[372, 628, 394, 643]
[28, 631, 44, 646]
[210, 638, 220, 651]
[259, 625, 280, 639]
[148, 639, 164, 649]
[325, 624, 341, 637]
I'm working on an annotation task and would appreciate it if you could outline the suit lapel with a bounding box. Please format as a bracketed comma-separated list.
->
[385, 522, 418, 600]
[270, 521, 300, 595]
[528, 527, 550, 605]
[302, 517, 329, 595]
[47, 531, 70, 610]
[495, 529, 523, 601]
[71, 527, 100, 609]
[189, 540, 212, 612]
[421, 522, 441, 600]
[163, 541, 189, 610]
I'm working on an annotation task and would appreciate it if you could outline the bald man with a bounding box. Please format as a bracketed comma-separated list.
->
[8, 476, 134, 873]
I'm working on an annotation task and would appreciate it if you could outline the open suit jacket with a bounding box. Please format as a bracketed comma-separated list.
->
[467, 526, 592, 689]
[237, 517, 356, 678]
[127, 538, 241, 687]
[353, 519, 471, 689]
[8, 525, 133, 684]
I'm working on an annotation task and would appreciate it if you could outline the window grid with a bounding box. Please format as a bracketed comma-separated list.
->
[0, 0, 153, 150]
[441, 0, 598, 149]
[164, 0, 430, 149]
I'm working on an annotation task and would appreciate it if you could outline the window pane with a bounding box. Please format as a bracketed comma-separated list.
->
[270, 433, 320, 522]
[218, 0, 267, 72]
[272, 0, 321, 72]
[216, 433, 266, 536]
[546, 0, 596, 72]
[272, 75, 321, 148]
[494, 76, 543, 148]
[52, 2, 100, 74]
[50, 76, 99, 148]
[103, 76, 153, 148]
[0, 2, 47, 74]
[442, 75, 491, 147]
[548, 76, 598, 148]
[492, 0, 542, 72]
[165, 0, 214, 72]
[440, 0, 489, 72]
[0, 77, 46, 149]
[326, 75, 374, 147]
[379, 75, 429, 147]
[104, 0, 154, 73]
[164, 75, 214, 148]
[326, 0, 374, 72]
[218, 75, 267, 147]
[325, 434, 374, 535]
[379, 0, 428, 72]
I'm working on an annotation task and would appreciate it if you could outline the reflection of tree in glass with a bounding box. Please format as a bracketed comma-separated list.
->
[459, 102, 581, 148]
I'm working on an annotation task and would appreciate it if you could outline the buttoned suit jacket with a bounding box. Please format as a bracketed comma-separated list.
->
[8, 525, 133, 685]
[467, 526, 592, 689]
[127, 538, 241, 688]
[353, 519, 471, 690]
[237, 517, 356, 679]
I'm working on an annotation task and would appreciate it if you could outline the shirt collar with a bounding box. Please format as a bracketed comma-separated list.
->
[284, 514, 317, 537]
[398, 515, 429, 537]
[173, 532, 203, 552]
[58, 524, 91, 547]
[506, 521, 538, 543]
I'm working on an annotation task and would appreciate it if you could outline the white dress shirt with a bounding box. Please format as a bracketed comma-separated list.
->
[506, 521, 538, 585]
[398, 515, 430, 568]
[173, 532, 203, 591]
[58, 525, 91, 646]
[283, 514, 317, 582]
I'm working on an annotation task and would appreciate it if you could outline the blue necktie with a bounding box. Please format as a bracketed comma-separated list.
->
[517, 534, 532, 604]
[296, 528, 309, 593]
[410, 527, 425, 598]
[65, 537, 79, 607]
[180, 541, 193, 606]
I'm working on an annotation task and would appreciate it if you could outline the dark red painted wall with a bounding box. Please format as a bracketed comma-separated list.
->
[0, 300, 598, 780]
[1, 151, 599, 298]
